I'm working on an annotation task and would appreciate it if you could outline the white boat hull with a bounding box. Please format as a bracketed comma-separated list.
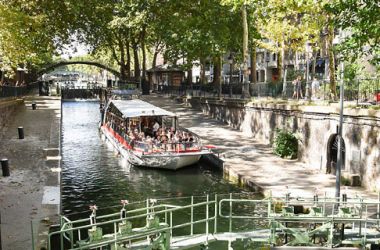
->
[100, 126, 209, 170]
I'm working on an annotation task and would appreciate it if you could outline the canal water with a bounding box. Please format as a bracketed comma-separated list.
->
[61, 101, 259, 249]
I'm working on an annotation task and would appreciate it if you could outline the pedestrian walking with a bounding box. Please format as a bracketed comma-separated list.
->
[292, 76, 303, 99]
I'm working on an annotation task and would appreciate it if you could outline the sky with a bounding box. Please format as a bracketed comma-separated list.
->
[59, 35, 90, 59]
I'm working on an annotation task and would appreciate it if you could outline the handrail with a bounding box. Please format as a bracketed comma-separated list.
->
[106, 124, 205, 153]
[44, 193, 380, 250]
[48, 196, 217, 250]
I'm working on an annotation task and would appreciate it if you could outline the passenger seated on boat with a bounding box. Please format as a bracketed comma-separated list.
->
[153, 138, 161, 151]
[155, 128, 161, 139]
[132, 128, 139, 138]
[174, 131, 183, 142]
[160, 133, 168, 143]
[168, 127, 175, 139]
[138, 132, 146, 141]
[145, 136, 153, 152]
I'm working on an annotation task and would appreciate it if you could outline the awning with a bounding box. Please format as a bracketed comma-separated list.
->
[110, 99, 176, 118]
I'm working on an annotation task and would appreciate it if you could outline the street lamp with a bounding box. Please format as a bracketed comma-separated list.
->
[335, 59, 344, 201]
[305, 42, 313, 101]
[228, 53, 234, 98]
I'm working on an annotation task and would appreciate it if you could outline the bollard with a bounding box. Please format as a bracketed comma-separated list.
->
[32, 102, 37, 110]
[1, 158, 10, 177]
[18, 127, 24, 139]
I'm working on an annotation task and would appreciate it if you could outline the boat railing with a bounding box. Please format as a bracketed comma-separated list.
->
[133, 140, 202, 154]
[107, 124, 204, 153]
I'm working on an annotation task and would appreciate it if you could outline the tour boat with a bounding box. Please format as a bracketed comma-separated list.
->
[100, 98, 211, 170]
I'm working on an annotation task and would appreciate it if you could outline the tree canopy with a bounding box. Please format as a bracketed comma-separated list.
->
[0, 0, 378, 81]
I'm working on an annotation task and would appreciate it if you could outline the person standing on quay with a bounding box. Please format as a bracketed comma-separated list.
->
[311, 77, 320, 99]
[292, 76, 303, 99]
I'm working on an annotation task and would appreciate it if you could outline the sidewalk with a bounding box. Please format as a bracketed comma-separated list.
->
[142, 94, 377, 200]
[0, 95, 61, 250]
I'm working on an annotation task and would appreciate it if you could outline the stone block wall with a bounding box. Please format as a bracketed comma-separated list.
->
[0, 99, 24, 131]
[191, 97, 380, 192]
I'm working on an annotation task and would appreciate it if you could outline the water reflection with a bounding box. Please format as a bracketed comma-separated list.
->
[61, 101, 248, 215]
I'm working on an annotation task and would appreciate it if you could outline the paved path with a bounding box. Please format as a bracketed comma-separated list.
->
[0, 96, 61, 250]
[142, 94, 376, 200]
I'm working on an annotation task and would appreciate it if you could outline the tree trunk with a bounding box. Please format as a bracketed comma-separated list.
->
[327, 23, 336, 99]
[132, 43, 140, 81]
[119, 40, 126, 81]
[312, 51, 316, 77]
[126, 41, 131, 78]
[242, 4, 250, 98]
[152, 50, 159, 68]
[279, 41, 285, 82]
[200, 57, 206, 84]
[250, 47, 257, 84]
[141, 29, 147, 81]
[186, 58, 193, 85]
[0, 70, 4, 84]
[187, 66, 192, 85]
[212, 56, 221, 86]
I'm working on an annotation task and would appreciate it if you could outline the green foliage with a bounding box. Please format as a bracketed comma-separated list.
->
[326, 0, 380, 61]
[0, 0, 73, 76]
[1, 0, 379, 82]
[285, 68, 304, 81]
[273, 129, 298, 159]
[341, 176, 351, 186]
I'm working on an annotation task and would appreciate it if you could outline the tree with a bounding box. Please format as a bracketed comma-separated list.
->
[327, 0, 380, 61]
[256, 0, 338, 97]
[153, 0, 242, 86]
[0, 1, 70, 80]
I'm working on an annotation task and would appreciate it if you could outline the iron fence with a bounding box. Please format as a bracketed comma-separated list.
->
[156, 78, 380, 104]
[0, 82, 39, 99]
[158, 82, 294, 99]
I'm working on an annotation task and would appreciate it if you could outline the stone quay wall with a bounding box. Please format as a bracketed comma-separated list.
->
[0, 98, 24, 130]
[189, 97, 380, 192]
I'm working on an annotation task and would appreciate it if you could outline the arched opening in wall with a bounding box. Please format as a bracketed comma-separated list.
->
[326, 134, 346, 175]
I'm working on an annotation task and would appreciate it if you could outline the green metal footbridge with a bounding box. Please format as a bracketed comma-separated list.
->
[41, 193, 380, 249]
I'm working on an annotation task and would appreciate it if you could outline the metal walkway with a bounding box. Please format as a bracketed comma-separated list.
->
[42, 192, 380, 249]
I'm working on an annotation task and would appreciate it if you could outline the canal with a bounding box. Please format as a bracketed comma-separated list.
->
[61, 101, 258, 249]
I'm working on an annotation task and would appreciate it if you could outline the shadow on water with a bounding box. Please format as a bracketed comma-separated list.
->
[61, 101, 259, 250]
[61, 101, 252, 213]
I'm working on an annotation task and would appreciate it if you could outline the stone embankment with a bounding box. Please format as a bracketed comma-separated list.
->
[142, 94, 377, 199]
[191, 97, 380, 192]
[0, 96, 61, 250]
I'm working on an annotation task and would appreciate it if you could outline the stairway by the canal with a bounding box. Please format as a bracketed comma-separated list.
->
[141, 94, 375, 200]
[0, 95, 61, 250]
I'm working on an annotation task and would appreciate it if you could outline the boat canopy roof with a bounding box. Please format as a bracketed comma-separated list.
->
[110, 99, 176, 118]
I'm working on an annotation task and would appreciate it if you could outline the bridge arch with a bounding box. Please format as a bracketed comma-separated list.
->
[38, 61, 120, 78]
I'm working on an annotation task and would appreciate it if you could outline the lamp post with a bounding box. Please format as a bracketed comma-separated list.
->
[228, 54, 234, 98]
[335, 60, 344, 201]
[305, 42, 313, 101]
